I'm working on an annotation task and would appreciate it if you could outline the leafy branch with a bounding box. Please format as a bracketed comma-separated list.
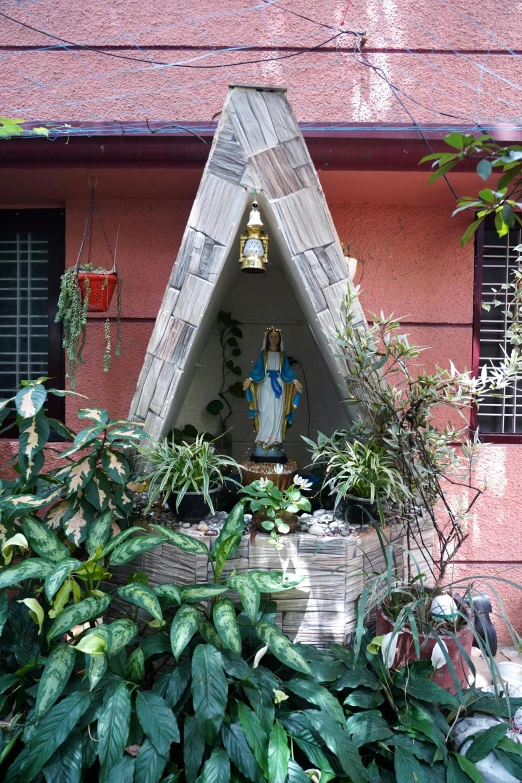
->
[206, 311, 244, 432]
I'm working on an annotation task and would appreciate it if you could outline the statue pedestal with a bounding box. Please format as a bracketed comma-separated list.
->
[240, 459, 297, 490]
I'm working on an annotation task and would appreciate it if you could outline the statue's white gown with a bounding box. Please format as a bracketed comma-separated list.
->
[255, 351, 283, 446]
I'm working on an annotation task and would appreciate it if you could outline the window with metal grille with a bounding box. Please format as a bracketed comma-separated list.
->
[474, 218, 522, 440]
[0, 210, 65, 428]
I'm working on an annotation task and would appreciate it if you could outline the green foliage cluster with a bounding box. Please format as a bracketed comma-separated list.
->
[136, 433, 241, 514]
[0, 379, 142, 549]
[206, 311, 245, 432]
[240, 477, 312, 549]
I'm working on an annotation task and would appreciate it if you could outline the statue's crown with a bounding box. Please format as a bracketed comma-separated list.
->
[265, 326, 282, 333]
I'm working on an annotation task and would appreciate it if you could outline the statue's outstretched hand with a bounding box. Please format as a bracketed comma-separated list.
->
[242, 378, 251, 392]
[294, 380, 303, 394]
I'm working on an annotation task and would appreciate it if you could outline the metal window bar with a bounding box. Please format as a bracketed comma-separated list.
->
[476, 225, 522, 434]
[0, 233, 49, 395]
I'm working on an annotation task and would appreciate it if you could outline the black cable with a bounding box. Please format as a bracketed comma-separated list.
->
[0, 11, 362, 69]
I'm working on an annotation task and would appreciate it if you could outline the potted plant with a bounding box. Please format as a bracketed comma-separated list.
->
[304, 432, 410, 524]
[137, 432, 241, 521]
[240, 469, 312, 549]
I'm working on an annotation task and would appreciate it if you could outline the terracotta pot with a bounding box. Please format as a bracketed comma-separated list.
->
[253, 510, 298, 533]
[376, 603, 474, 693]
[78, 271, 118, 312]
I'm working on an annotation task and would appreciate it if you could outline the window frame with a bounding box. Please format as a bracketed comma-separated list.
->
[0, 208, 65, 432]
[472, 219, 522, 443]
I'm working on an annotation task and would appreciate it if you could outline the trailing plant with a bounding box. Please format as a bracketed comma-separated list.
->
[329, 285, 522, 585]
[206, 310, 245, 434]
[0, 494, 516, 782]
[136, 432, 241, 513]
[55, 267, 89, 390]
[0, 378, 142, 548]
[240, 470, 312, 549]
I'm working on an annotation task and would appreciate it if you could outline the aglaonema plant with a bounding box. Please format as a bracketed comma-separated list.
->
[0, 379, 142, 548]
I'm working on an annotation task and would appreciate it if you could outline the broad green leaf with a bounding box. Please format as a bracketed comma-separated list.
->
[226, 574, 260, 622]
[213, 502, 245, 552]
[249, 571, 305, 593]
[466, 723, 507, 763]
[44, 500, 73, 531]
[287, 760, 312, 783]
[127, 646, 145, 684]
[85, 470, 112, 513]
[304, 711, 366, 783]
[74, 633, 107, 655]
[63, 499, 95, 546]
[170, 604, 200, 660]
[88, 618, 138, 657]
[0, 487, 62, 513]
[136, 691, 180, 755]
[20, 691, 92, 783]
[180, 584, 228, 602]
[285, 678, 345, 723]
[221, 723, 264, 783]
[19, 411, 50, 457]
[78, 408, 109, 424]
[201, 747, 230, 783]
[184, 715, 205, 783]
[394, 745, 426, 783]
[18, 448, 45, 483]
[22, 516, 69, 562]
[86, 510, 114, 557]
[151, 524, 210, 556]
[0, 591, 8, 637]
[154, 583, 182, 604]
[101, 526, 145, 558]
[73, 424, 106, 449]
[109, 534, 166, 566]
[43, 727, 83, 783]
[47, 593, 111, 643]
[154, 659, 191, 709]
[106, 756, 135, 783]
[268, 721, 290, 783]
[346, 710, 393, 747]
[213, 598, 242, 654]
[45, 559, 79, 601]
[492, 748, 522, 778]
[451, 754, 483, 783]
[237, 702, 268, 776]
[280, 714, 334, 774]
[0, 558, 53, 590]
[98, 682, 131, 780]
[401, 675, 457, 708]
[114, 486, 134, 516]
[477, 158, 492, 180]
[65, 457, 95, 495]
[344, 688, 383, 708]
[256, 622, 313, 675]
[134, 738, 168, 783]
[192, 644, 228, 744]
[101, 448, 130, 484]
[197, 617, 228, 650]
[48, 417, 77, 440]
[87, 652, 108, 690]
[213, 533, 242, 581]
[142, 633, 171, 661]
[15, 383, 47, 418]
[35, 643, 76, 718]
[118, 583, 163, 622]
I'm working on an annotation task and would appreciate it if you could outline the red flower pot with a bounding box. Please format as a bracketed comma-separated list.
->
[78, 272, 118, 312]
[376, 603, 474, 693]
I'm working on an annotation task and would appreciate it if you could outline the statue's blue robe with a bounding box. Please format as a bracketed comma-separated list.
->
[245, 351, 301, 436]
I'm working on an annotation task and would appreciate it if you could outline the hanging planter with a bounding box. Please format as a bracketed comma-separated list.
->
[55, 182, 123, 389]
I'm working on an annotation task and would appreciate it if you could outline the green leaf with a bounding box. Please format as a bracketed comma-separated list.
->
[206, 400, 224, 415]
[0, 558, 53, 590]
[213, 502, 245, 552]
[0, 591, 8, 638]
[170, 604, 200, 660]
[256, 622, 313, 675]
[106, 756, 135, 783]
[136, 691, 180, 755]
[198, 617, 228, 650]
[226, 573, 260, 622]
[445, 132, 465, 150]
[285, 678, 345, 723]
[493, 748, 522, 778]
[118, 583, 163, 623]
[201, 747, 231, 783]
[466, 723, 507, 763]
[213, 534, 242, 581]
[304, 711, 366, 783]
[109, 534, 166, 566]
[86, 510, 114, 557]
[452, 753, 483, 783]
[74, 633, 107, 655]
[221, 723, 265, 783]
[154, 583, 182, 605]
[43, 727, 83, 783]
[192, 644, 228, 744]
[98, 682, 131, 780]
[237, 702, 269, 776]
[85, 470, 112, 513]
[20, 691, 92, 783]
[22, 516, 69, 563]
[100, 449, 130, 484]
[344, 688, 383, 708]
[19, 411, 50, 457]
[287, 760, 312, 783]
[142, 632, 170, 660]
[346, 710, 393, 747]
[47, 593, 111, 643]
[213, 598, 242, 654]
[151, 524, 210, 556]
[394, 746, 426, 783]
[35, 642, 76, 719]
[268, 721, 290, 783]
[134, 738, 168, 783]
[127, 646, 145, 684]
[477, 159, 492, 180]
[180, 584, 228, 602]
[155, 659, 191, 708]
[102, 618, 139, 656]
[63, 498, 95, 546]
[280, 714, 333, 774]
[78, 407, 110, 425]
[101, 526, 145, 558]
[16, 383, 47, 418]
[400, 675, 457, 708]
[65, 457, 95, 496]
[184, 715, 205, 783]
[87, 652, 108, 690]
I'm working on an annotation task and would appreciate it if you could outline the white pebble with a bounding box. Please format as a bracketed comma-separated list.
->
[197, 523, 209, 532]
[182, 522, 191, 528]
[308, 524, 325, 536]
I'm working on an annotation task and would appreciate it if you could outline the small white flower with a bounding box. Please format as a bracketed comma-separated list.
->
[381, 631, 399, 670]
[431, 639, 449, 670]
[258, 477, 269, 489]
[293, 475, 313, 491]
[274, 464, 284, 474]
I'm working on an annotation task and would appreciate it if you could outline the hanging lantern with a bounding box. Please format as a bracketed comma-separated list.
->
[239, 200, 269, 274]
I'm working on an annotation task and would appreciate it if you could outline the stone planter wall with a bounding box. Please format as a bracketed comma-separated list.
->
[115, 518, 434, 648]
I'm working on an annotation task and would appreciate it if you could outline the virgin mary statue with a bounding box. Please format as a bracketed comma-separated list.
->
[242, 327, 302, 457]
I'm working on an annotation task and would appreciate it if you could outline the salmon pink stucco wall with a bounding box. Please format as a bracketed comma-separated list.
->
[1, 185, 521, 638]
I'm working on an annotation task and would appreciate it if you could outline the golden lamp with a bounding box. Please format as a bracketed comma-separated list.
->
[239, 200, 269, 274]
